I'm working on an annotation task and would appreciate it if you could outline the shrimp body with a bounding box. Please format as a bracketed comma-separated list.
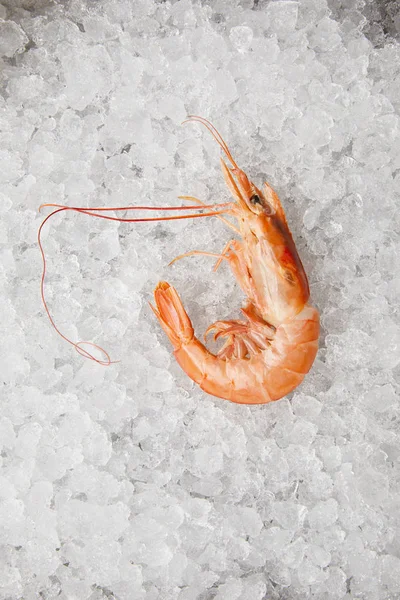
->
[152, 117, 319, 404]
[154, 282, 318, 404]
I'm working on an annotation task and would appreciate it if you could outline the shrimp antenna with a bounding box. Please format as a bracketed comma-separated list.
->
[38, 202, 232, 365]
[182, 115, 239, 170]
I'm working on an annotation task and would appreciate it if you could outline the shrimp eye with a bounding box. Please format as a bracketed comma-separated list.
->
[250, 194, 262, 205]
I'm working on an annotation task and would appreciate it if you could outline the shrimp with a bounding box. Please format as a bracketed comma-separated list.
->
[150, 116, 320, 404]
[38, 116, 319, 404]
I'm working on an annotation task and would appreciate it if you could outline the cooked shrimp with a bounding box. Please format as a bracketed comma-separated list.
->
[151, 116, 319, 404]
[38, 116, 319, 404]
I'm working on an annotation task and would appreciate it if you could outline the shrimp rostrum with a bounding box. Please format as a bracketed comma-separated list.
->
[39, 117, 319, 405]
[151, 117, 319, 404]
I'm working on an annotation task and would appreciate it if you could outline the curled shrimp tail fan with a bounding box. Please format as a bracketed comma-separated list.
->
[151, 282, 194, 350]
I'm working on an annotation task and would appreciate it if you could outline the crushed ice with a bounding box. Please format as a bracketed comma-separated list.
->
[1, 0, 399, 598]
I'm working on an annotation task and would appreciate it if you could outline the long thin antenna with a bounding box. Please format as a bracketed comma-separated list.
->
[39, 202, 232, 213]
[182, 115, 239, 170]
[38, 202, 232, 364]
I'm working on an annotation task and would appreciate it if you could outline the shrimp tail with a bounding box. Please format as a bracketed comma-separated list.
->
[151, 281, 216, 391]
[151, 282, 194, 350]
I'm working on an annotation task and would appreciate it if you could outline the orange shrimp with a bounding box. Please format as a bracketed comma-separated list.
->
[38, 116, 319, 404]
[151, 117, 319, 404]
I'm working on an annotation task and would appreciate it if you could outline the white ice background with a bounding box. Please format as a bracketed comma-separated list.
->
[1, 0, 400, 598]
